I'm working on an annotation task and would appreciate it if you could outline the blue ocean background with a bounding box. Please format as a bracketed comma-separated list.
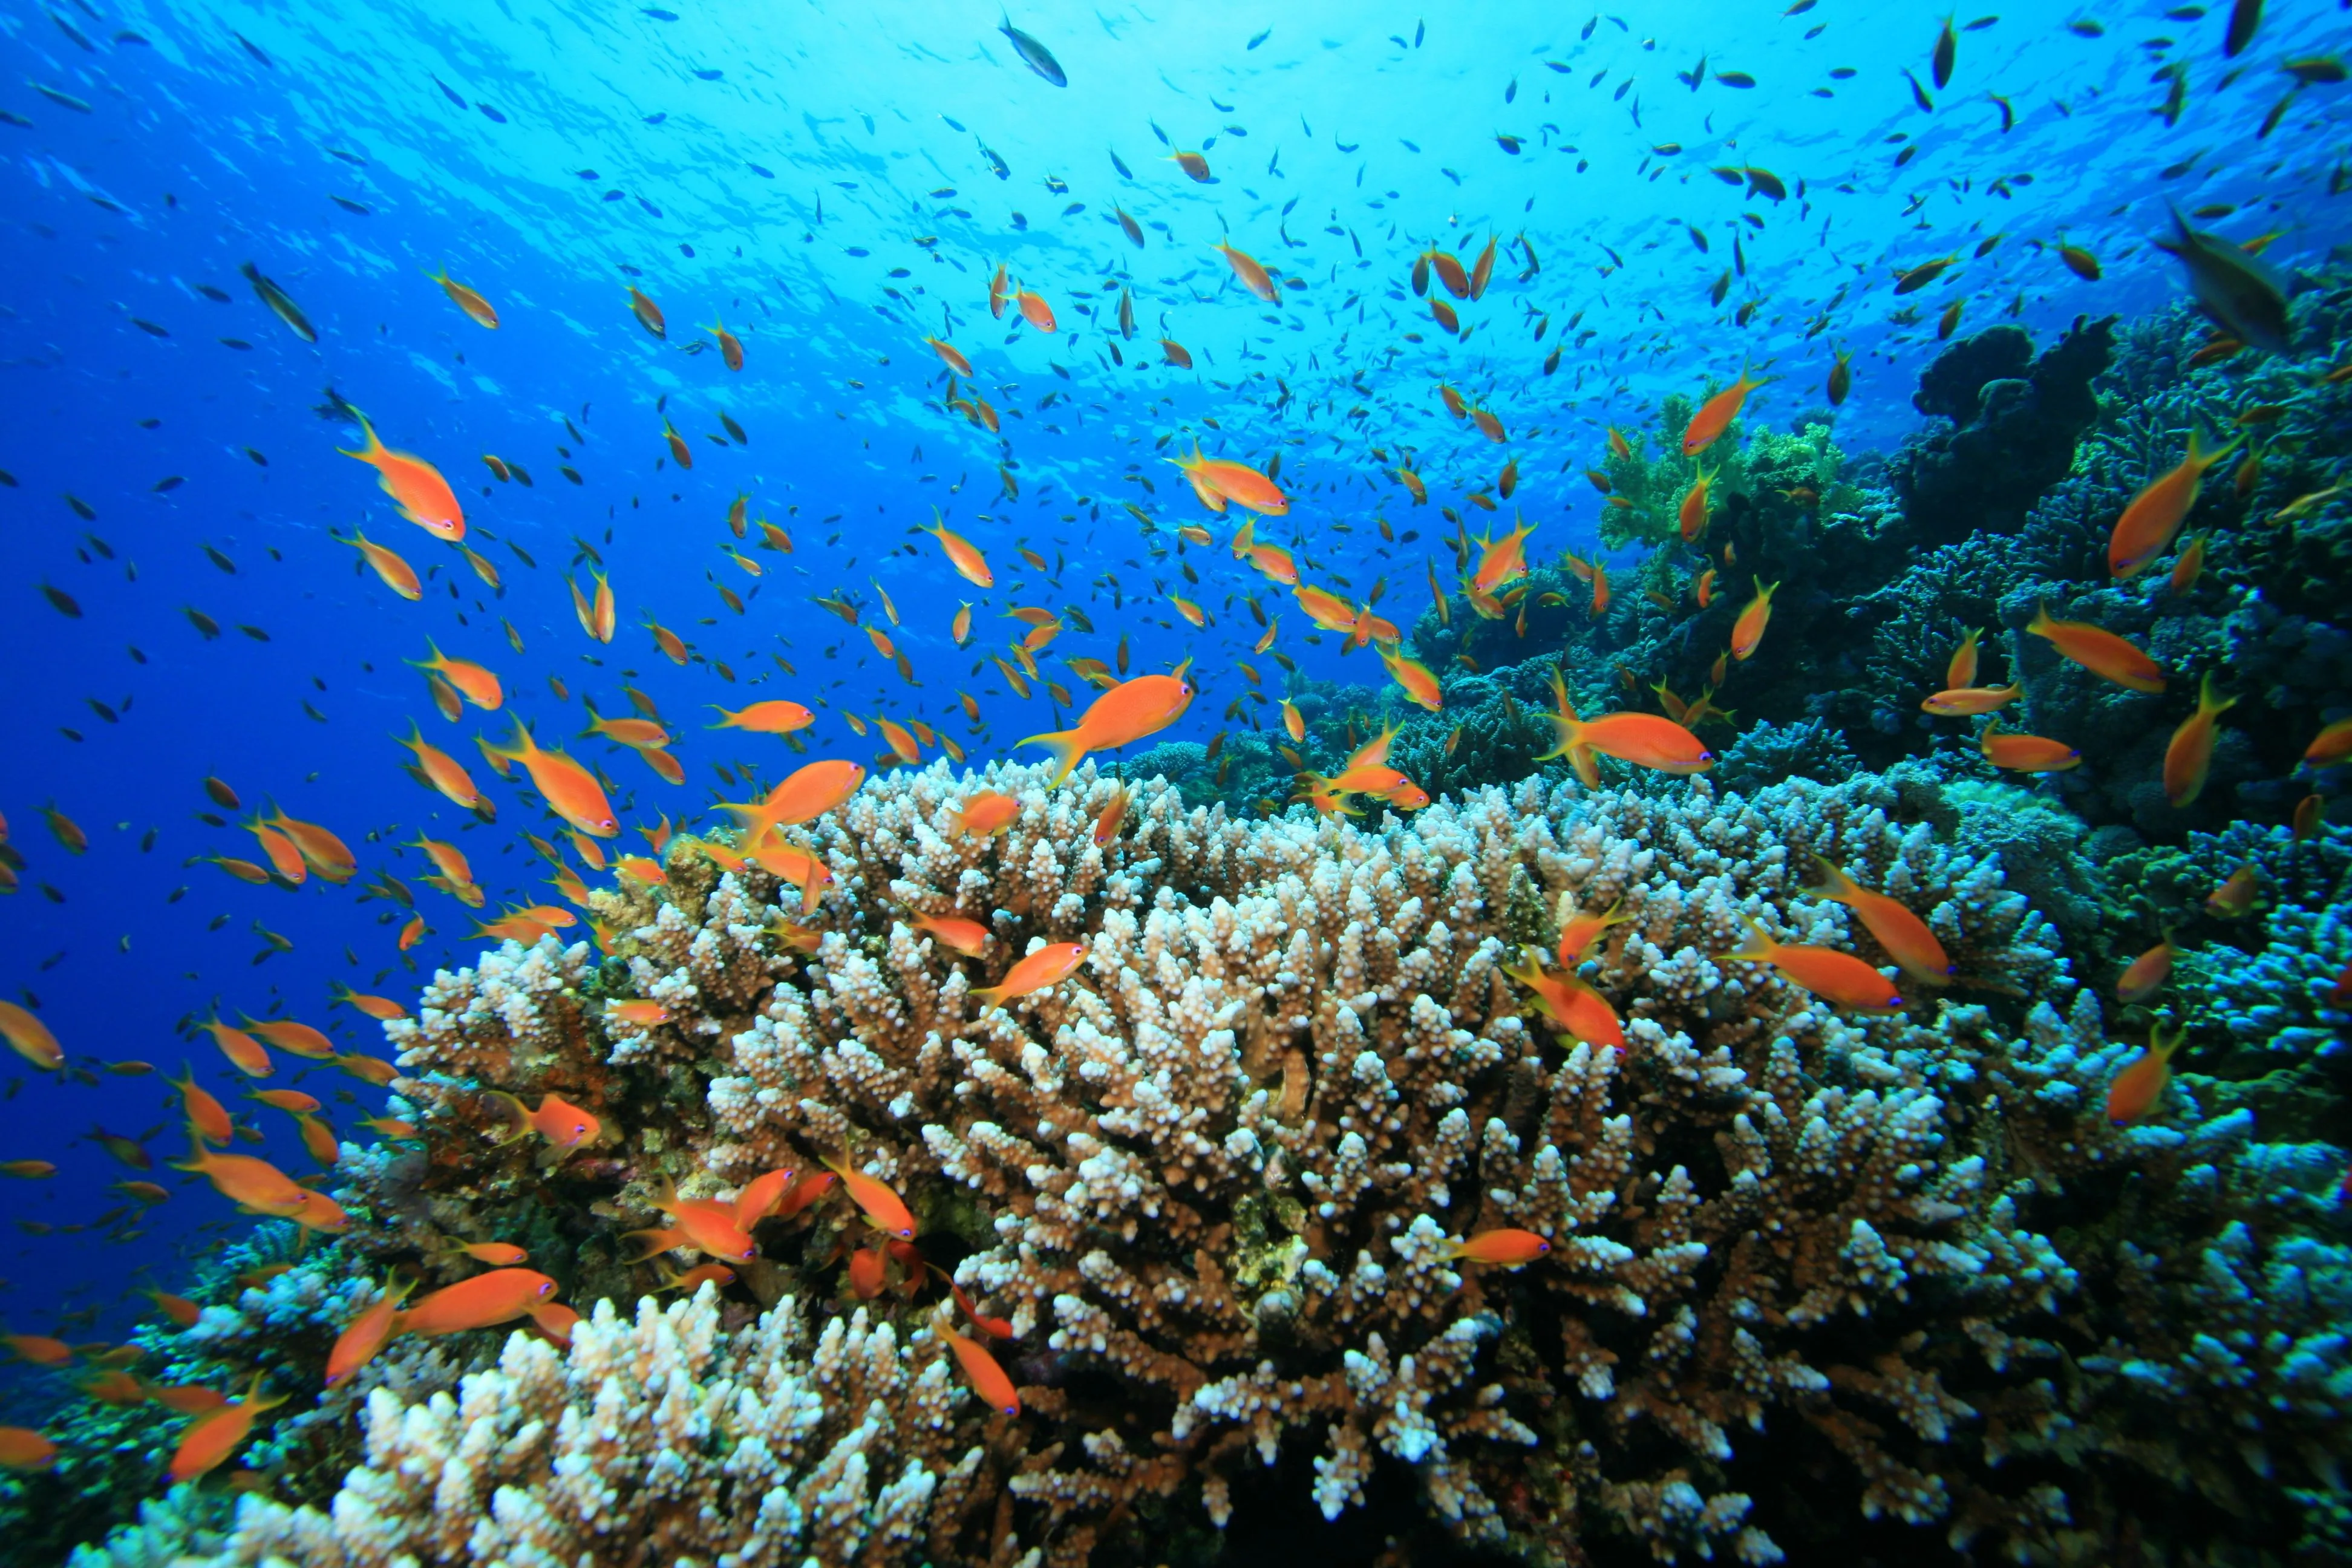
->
[0, 0, 2347, 1491]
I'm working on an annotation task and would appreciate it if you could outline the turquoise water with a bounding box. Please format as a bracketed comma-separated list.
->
[2, 1, 2351, 1562]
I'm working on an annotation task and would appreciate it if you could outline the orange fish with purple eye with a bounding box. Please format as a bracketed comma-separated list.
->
[339, 412, 464, 541]
[167, 1372, 285, 1482]
[935, 1310, 1022, 1415]
[913, 913, 991, 957]
[2105, 1025, 2186, 1126]
[1445, 1229, 1550, 1266]
[822, 1152, 918, 1239]
[1716, 915, 1906, 1013]
[397, 1270, 559, 1336]
[484, 1090, 601, 1151]
[626, 1180, 760, 1264]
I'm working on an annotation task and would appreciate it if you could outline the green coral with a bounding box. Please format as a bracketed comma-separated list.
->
[1596, 390, 1860, 554]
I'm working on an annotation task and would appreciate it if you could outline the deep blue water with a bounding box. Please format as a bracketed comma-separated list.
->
[0, 0, 2347, 1402]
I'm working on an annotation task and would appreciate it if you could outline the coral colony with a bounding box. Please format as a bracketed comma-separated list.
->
[4, 6, 2352, 1568]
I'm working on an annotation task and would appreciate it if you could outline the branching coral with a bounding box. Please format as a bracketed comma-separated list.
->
[184, 1288, 991, 1568]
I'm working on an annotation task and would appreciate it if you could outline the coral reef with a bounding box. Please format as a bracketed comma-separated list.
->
[183, 1287, 990, 1568]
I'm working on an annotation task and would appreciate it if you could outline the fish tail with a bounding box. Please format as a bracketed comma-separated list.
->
[969, 984, 1004, 1008]
[622, 1226, 687, 1264]
[2189, 428, 2244, 470]
[1018, 728, 1088, 785]
[334, 407, 381, 461]
[2198, 670, 2238, 717]
[1807, 854, 1861, 903]
[482, 1089, 529, 1144]
[1719, 915, 1779, 964]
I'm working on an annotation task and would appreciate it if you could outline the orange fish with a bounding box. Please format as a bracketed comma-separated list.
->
[2027, 604, 2164, 692]
[396, 722, 483, 808]
[483, 720, 619, 837]
[1808, 856, 1950, 985]
[1378, 646, 1443, 713]
[1015, 288, 1057, 332]
[1214, 241, 1281, 302]
[708, 318, 744, 370]
[1677, 465, 1715, 541]
[953, 792, 1021, 838]
[936, 1313, 1020, 1416]
[924, 336, 973, 376]
[710, 699, 814, 736]
[2207, 864, 2261, 917]
[486, 1091, 601, 1151]
[2115, 936, 2175, 1003]
[1446, 1229, 1551, 1266]
[324, 1276, 416, 1387]
[1501, 947, 1624, 1049]
[1556, 898, 1635, 965]
[0, 1426, 57, 1471]
[1920, 683, 2022, 717]
[1540, 676, 1714, 776]
[1682, 370, 1769, 456]
[342, 529, 421, 600]
[0, 1001, 62, 1071]
[201, 1018, 273, 1078]
[628, 286, 666, 338]
[1471, 517, 1536, 593]
[399, 1270, 559, 1336]
[1093, 783, 1130, 847]
[1730, 578, 1779, 660]
[1947, 627, 1982, 688]
[1980, 724, 2079, 773]
[171, 1135, 312, 1217]
[921, 515, 993, 587]
[1169, 442, 1289, 515]
[625, 1178, 763, 1266]
[168, 1372, 285, 1482]
[913, 913, 990, 957]
[2110, 431, 2239, 578]
[408, 639, 501, 710]
[1717, 915, 1904, 1012]
[823, 1152, 918, 1240]
[719, 757, 866, 839]
[2163, 672, 2236, 807]
[972, 941, 1088, 1008]
[2105, 1025, 2185, 1126]
[2304, 716, 2352, 768]
[339, 413, 463, 541]
[1019, 673, 1194, 783]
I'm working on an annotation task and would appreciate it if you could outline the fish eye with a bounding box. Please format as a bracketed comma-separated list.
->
[535, 1281, 554, 1298]
[743, 1244, 760, 1259]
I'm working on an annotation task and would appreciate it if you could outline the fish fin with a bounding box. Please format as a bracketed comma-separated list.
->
[1016, 727, 1088, 785]
[1718, 915, 1779, 963]
[622, 1227, 688, 1264]
[482, 1089, 530, 1145]
[1806, 854, 1860, 902]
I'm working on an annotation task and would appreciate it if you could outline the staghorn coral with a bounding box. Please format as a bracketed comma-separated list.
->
[182, 1286, 991, 1568]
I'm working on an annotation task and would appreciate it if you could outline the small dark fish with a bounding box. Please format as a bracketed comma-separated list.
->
[1989, 91, 2014, 131]
[693, 68, 724, 80]
[195, 283, 230, 301]
[478, 101, 508, 123]
[218, 337, 252, 350]
[1714, 71, 1756, 88]
[153, 475, 184, 492]
[1933, 16, 1957, 88]
[64, 494, 96, 521]
[981, 144, 1010, 180]
[643, 7, 680, 17]
[239, 624, 270, 642]
[2283, 56, 2346, 85]
[330, 195, 371, 214]
[330, 148, 367, 165]
[1904, 68, 1935, 111]
[53, 12, 96, 50]
[560, 466, 583, 485]
[2224, 0, 2262, 56]
[244, 447, 268, 466]
[34, 83, 93, 113]
[1249, 27, 1271, 48]
[2155, 203, 2290, 353]
[241, 261, 316, 343]
[1110, 147, 1131, 178]
[41, 584, 82, 618]
[748, 162, 774, 177]
[233, 30, 273, 67]
[719, 411, 747, 443]
[203, 544, 236, 573]
[1115, 204, 1143, 247]
[637, 195, 664, 217]
[132, 318, 169, 337]
[2068, 19, 2105, 36]
[183, 606, 221, 639]
[998, 14, 1067, 87]
[115, 31, 151, 46]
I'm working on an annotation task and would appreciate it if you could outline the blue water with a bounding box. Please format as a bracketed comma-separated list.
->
[0, 0, 2345, 1470]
